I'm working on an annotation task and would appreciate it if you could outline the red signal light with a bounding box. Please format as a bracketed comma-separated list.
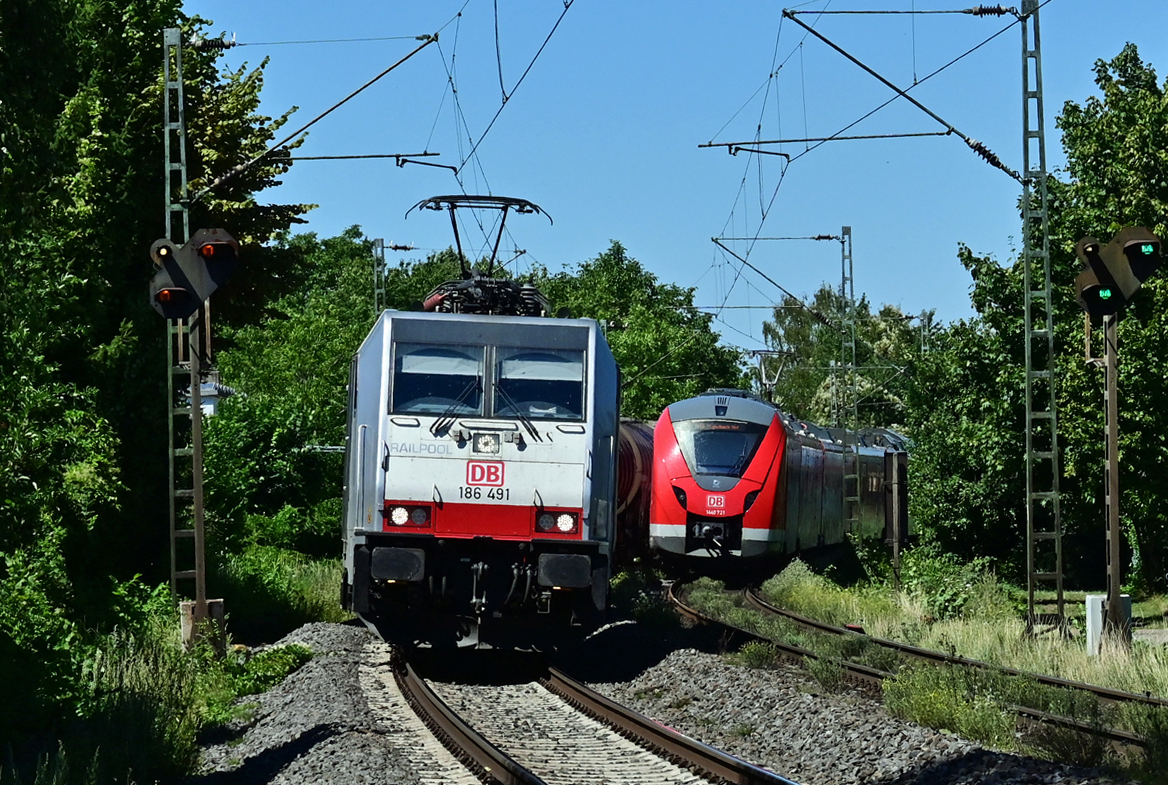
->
[199, 243, 218, 257]
[155, 287, 189, 304]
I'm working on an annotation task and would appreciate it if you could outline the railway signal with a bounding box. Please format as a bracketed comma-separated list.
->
[1075, 228, 1162, 320]
[148, 229, 239, 319]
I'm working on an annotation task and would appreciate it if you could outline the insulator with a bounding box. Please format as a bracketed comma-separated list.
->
[966, 5, 1012, 16]
[966, 138, 1002, 168]
[189, 35, 235, 51]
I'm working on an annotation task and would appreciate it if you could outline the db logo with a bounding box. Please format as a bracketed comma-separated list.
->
[706, 495, 725, 508]
[466, 461, 505, 486]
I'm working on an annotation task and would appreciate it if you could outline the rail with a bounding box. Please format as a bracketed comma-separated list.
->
[544, 665, 800, 785]
[667, 582, 1150, 756]
[743, 588, 1168, 710]
[393, 655, 547, 785]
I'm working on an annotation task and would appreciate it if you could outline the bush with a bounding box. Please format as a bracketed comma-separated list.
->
[244, 501, 340, 559]
[883, 664, 1016, 750]
[899, 543, 1012, 620]
[805, 655, 847, 693]
[735, 641, 780, 669]
[760, 559, 854, 626]
[609, 569, 677, 627]
[210, 545, 350, 636]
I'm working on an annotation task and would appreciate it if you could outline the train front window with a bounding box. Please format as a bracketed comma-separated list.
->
[494, 349, 585, 421]
[391, 344, 483, 415]
[672, 419, 768, 477]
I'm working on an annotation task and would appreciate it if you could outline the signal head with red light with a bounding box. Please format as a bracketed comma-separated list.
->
[147, 229, 239, 319]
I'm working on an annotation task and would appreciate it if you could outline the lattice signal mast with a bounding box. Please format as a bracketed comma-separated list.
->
[1020, 1, 1064, 632]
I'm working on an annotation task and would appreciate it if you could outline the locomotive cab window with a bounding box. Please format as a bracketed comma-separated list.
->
[391, 344, 483, 415]
[494, 349, 585, 421]
[672, 419, 768, 477]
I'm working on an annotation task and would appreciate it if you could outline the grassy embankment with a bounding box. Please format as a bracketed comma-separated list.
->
[684, 558, 1168, 783]
[3, 548, 349, 785]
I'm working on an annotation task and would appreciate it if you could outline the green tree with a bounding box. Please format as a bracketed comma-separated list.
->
[534, 242, 748, 419]
[906, 45, 1168, 589]
[204, 229, 376, 556]
[761, 285, 927, 428]
[0, 0, 308, 741]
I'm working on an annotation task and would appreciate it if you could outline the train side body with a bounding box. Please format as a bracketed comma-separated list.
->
[341, 310, 619, 648]
[649, 389, 897, 560]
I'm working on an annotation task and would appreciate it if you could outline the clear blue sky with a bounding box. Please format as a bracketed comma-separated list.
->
[184, 0, 1168, 350]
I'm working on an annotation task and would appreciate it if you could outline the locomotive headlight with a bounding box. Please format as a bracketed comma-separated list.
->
[389, 506, 410, 526]
[409, 506, 430, 525]
[473, 433, 500, 454]
[743, 490, 760, 512]
[537, 512, 557, 531]
[672, 486, 687, 509]
[555, 513, 576, 533]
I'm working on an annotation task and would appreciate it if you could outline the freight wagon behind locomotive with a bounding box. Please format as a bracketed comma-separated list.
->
[649, 389, 906, 564]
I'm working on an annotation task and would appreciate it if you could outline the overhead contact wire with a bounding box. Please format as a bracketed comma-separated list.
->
[192, 34, 438, 202]
[456, 0, 575, 175]
[782, 10, 1022, 181]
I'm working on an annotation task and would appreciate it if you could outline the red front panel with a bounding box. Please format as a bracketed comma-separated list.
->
[386, 502, 583, 541]
[649, 409, 787, 531]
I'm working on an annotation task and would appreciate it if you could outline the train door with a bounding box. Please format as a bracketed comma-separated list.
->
[821, 442, 844, 546]
[799, 440, 823, 550]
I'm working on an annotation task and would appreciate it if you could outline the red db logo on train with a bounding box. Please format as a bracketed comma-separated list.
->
[466, 461, 505, 486]
[706, 495, 725, 508]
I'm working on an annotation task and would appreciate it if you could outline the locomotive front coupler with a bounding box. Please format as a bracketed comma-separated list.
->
[470, 561, 489, 615]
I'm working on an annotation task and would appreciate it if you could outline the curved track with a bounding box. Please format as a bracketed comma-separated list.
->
[394, 647, 799, 785]
[743, 587, 1168, 713]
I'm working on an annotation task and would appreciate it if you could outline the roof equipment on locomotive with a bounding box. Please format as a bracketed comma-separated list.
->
[342, 196, 625, 649]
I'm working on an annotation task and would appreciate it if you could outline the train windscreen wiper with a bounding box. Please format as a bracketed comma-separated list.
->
[495, 386, 543, 442]
[729, 441, 751, 476]
[429, 379, 482, 436]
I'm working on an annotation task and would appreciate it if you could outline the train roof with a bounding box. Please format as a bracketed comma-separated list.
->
[667, 389, 782, 426]
[666, 388, 909, 451]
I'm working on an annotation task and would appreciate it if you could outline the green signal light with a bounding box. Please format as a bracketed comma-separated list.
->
[1099, 288, 1113, 300]
[1142, 243, 1156, 255]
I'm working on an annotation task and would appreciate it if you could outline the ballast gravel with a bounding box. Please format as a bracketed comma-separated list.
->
[186, 622, 430, 785]
[186, 620, 1137, 785]
[579, 642, 1134, 785]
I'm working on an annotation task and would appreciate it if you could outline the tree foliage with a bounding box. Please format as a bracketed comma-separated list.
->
[534, 241, 748, 419]
[760, 285, 934, 427]
[204, 229, 377, 556]
[906, 45, 1168, 589]
[0, 0, 308, 741]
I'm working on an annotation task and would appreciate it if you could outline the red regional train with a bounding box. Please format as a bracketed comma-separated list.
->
[649, 388, 906, 561]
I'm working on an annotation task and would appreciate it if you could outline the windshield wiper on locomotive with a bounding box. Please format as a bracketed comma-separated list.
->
[430, 378, 482, 437]
[495, 385, 543, 443]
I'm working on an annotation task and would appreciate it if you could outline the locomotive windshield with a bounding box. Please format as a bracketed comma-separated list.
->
[391, 344, 483, 414]
[672, 419, 768, 478]
[494, 349, 584, 420]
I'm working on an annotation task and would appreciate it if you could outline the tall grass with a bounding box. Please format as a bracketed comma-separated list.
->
[212, 545, 352, 633]
[2, 614, 204, 785]
[759, 559, 1168, 701]
[3, 548, 345, 785]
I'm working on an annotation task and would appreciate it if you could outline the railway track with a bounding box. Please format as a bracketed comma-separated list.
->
[389, 647, 799, 785]
[742, 587, 1168, 713]
[667, 582, 1157, 757]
